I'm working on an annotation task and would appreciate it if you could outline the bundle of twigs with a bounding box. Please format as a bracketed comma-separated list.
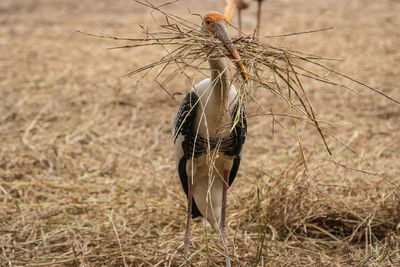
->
[78, 0, 399, 165]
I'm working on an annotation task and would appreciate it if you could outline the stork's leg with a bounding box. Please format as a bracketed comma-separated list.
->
[256, 0, 263, 41]
[184, 175, 193, 261]
[237, 7, 242, 32]
[220, 170, 231, 267]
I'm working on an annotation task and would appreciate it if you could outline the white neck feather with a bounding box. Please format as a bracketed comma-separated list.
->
[208, 58, 231, 110]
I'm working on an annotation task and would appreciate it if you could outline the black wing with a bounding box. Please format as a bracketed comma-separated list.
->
[178, 157, 202, 218]
[228, 101, 247, 186]
[173, 91, 202, 218]
[173, 91, 198, 145]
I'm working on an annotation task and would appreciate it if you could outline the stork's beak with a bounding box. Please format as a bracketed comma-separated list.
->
[214, 22, 248, 82]
[223, 0, 237, 23]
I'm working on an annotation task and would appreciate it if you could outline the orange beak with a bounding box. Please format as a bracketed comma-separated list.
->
[214, 21, 248, 82]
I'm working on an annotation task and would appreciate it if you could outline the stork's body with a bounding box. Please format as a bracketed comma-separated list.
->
[172, 12, 247, 266]
[173, 59, 246, 229]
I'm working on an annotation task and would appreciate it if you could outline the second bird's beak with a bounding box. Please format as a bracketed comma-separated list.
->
[214, 22, 248, 82]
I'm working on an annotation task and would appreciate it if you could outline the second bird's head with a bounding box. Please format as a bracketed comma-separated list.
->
[201, 12, 248, 82]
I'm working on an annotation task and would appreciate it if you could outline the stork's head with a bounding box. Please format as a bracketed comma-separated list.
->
[201, 12, 248, 82]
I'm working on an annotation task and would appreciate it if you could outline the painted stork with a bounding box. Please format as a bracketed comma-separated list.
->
[172, 12, 248, 266]
[224, 0, 266, 39]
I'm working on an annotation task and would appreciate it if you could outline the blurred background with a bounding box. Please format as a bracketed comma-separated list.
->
[1, 0, 399, 265]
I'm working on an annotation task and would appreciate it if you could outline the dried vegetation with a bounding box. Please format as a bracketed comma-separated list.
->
[1, 0, 399, 266]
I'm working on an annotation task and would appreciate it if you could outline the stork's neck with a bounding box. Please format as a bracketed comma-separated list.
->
[208, 58, 231, 108]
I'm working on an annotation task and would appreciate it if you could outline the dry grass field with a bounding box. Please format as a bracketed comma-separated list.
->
[1, 0, 400, 266]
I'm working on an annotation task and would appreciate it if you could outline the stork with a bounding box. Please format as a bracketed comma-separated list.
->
[224, 0, 266, 39]
[172, 12, 248, 266]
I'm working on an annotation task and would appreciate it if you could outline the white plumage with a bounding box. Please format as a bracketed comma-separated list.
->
[172, 12, 248, 266]
[174, 71, 241, 230]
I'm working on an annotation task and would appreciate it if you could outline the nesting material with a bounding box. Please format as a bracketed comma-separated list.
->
[79, 0, 398, 163]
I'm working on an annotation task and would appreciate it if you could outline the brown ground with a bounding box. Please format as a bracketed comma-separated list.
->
[1, 0, 400, 266]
